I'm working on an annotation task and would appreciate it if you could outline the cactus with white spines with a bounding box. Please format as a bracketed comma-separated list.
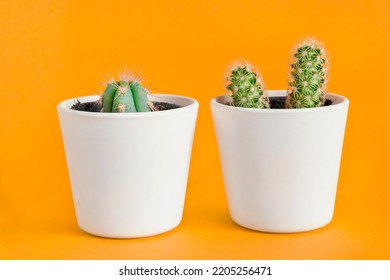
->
[226, 60, 270, 109]
[101, 71, 152, 113]
[285, 37, 329, 109]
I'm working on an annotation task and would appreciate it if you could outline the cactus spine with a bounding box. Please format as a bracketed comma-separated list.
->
[101, 73, 152, 113]
[226, 61, 270, 109]
[286, 37, 329, 109]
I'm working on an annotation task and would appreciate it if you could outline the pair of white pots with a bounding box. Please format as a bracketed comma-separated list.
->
[57, 91, 349, 238]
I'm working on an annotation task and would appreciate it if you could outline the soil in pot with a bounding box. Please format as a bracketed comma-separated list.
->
[269, 96, 333, 109]
[71, 100, 181, 112]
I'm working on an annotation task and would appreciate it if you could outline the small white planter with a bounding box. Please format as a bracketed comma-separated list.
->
[58, 94, 198, 238]
[211, 90, 349, 233]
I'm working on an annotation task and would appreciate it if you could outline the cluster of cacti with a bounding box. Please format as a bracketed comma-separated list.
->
[226, 61, 270, 109]
[285, 37, 329, 109]
[226, 36, 329, 109]
[101, 72, 152, 113]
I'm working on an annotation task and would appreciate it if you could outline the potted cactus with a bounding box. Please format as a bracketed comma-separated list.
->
[57, 70, 198, 238]
[211, 37, 349, 233]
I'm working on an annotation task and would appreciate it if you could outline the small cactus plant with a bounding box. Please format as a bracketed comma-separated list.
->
[226, 60, 270, 109]
[101, 72, 152, 113]
[285, 37, 329, 109]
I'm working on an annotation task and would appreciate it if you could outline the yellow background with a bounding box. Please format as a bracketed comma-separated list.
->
[1, 0, 389, 259]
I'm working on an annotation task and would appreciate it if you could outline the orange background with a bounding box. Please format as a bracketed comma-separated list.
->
[1, 0, 389, 259]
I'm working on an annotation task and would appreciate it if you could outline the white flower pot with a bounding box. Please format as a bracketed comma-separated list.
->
[211, 90, 349, 233]
[57, 94, 198, 238]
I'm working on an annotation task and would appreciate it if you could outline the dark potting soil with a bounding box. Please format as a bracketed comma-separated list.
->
[269, 96, 333, 109]
[71, 100, 181, 112]
[151, 102, 181, 111]
[269, 97, 285, 109]
[71, 100, 102, 112]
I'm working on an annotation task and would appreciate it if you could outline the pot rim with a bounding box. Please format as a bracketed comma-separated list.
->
[211, 90, 349, 114]
[57, 93, 199, 119]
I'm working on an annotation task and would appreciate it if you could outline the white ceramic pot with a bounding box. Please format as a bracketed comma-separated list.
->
[58, 94, 198, 238]
[211, 90, 349, 233]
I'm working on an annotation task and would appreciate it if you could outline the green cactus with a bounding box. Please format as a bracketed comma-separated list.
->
[130, 81, 152, 112]
[286, 37, 329, 109]
[101, 74, 152, 113]
[226, 61, 270, 109]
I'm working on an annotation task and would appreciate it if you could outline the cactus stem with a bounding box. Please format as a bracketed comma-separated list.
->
[286, 36, 329, 108]
[101, 69, 151, 113]
[226, 59, 270, 109]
